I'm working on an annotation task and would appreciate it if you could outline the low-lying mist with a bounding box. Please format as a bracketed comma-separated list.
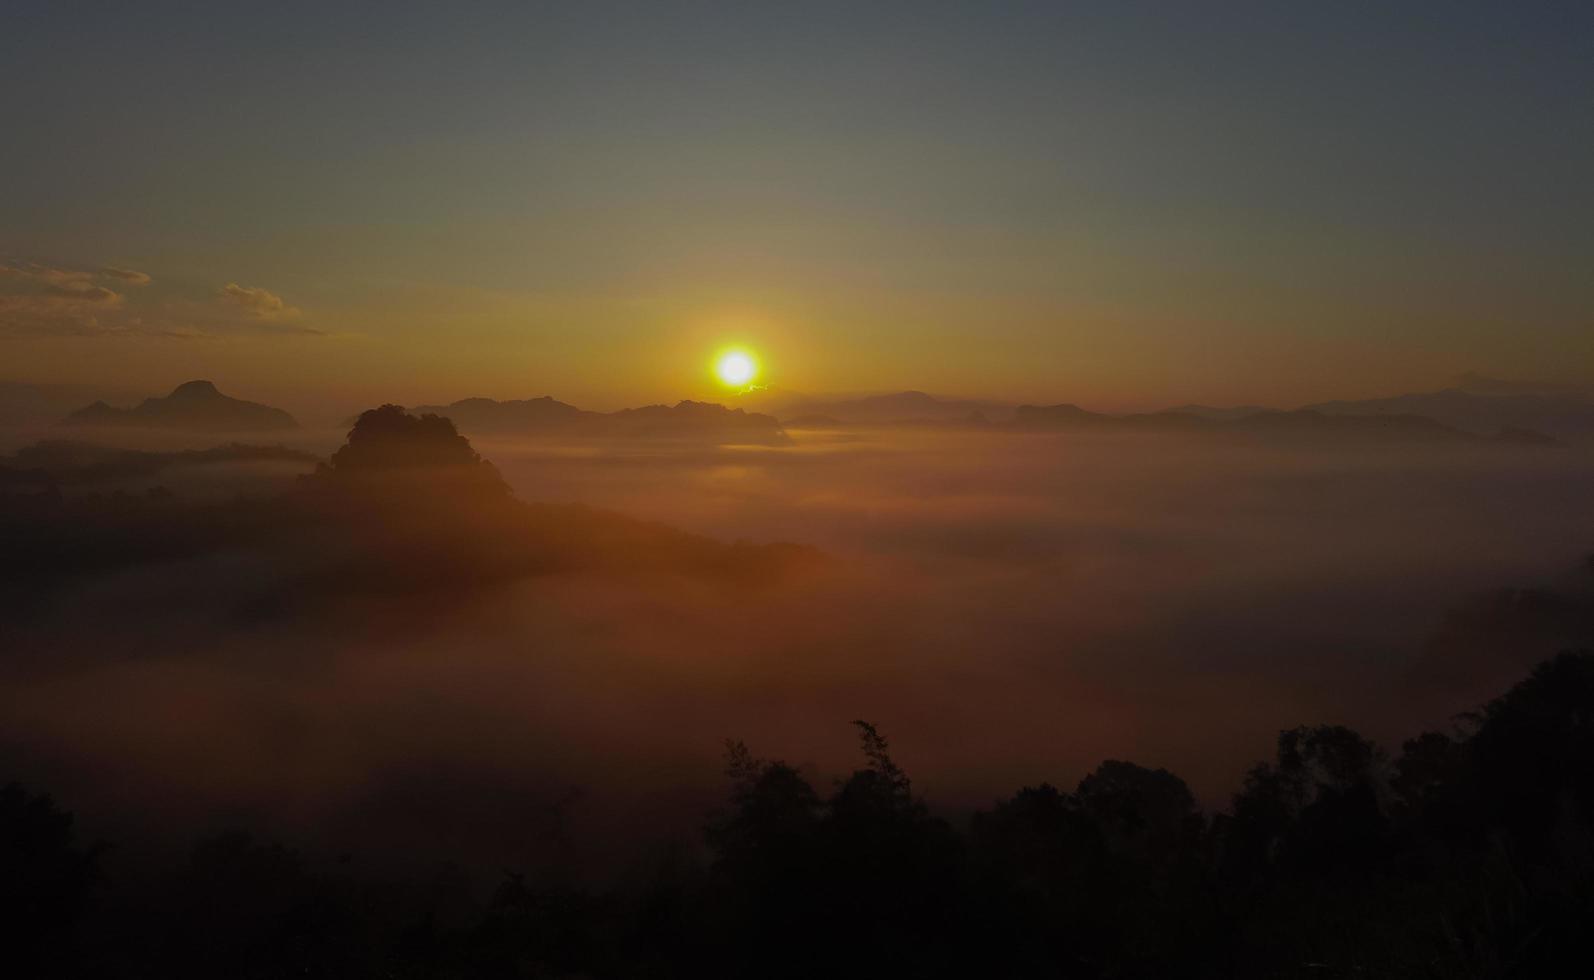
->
[4, 418, 1593, 880]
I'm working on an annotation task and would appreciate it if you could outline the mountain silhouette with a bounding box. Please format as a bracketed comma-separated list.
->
[63, 380, 298, 431]
[604, 400, 791, 444]
[729, 387, 1567, 447]
[1452, 371, 1594, 399]
[739, 388, 1014, 425]
[1164, 403, 1272, 421]
[1012, 404, 1217, 432]
[1175, 376, 1594, 442]
[744, 389, 1559, 446]
[408, 395, 588, 431]
[2, 404, 818, 616]
[1223, 408, 1482, 443]
[309, 404, 511, 501]
[1011, 403, 1117, 429]
[0, 380, 146, 426]
[411, 396, 792, 445]
[1011, 403, 1558, 445]
[1304, 387, 1594, 442]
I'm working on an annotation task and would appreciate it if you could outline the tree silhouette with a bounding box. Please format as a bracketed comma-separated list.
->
[5, 655, 1594, 977]
[317, 404, 510, 502]
[0, 783, 100, 976]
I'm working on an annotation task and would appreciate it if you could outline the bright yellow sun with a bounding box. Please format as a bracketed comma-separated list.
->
[715, 351, 757, 387]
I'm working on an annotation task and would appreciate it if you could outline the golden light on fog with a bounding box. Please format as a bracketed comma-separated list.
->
[715, 350, 757, 387]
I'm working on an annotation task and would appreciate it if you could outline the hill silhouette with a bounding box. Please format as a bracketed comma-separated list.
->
[314, 404, 511, 499]
[1012, 403, 1209, 433]
[0, 380, 145, 426]
[1, 404, 816, 616]
[731, 388, 1564, 447]
[1224, 408, 1484, 443]
[63, 380, 298, 431]
[1011, 403, 1560, 445]
[737, 388, 1012, 426]
[1305, 386, 1594, 442]
[1165, 402, 1272, 421]
[603, 400, 792, 444]
[407, 395, 587, 431]
[1451, 372, 1594, 399]
[783, 413, 845, 428]
[1156, 375, 1594, 443]
[411, 396, 792, 445]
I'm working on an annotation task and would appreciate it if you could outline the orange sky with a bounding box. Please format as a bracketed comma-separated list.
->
[4, 3, 1591, 419]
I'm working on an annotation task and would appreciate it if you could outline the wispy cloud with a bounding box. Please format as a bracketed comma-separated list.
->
[0, 257, 317, 339]
[101, 265, 153, 286]
[220, 282, 301, 320]
[0, 261, 129, 335]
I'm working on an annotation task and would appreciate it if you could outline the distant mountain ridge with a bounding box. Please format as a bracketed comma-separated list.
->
[1011, 403, 1552, 445]
[1165, 404, 1271, 422]
[1156, 374, 1594, 443]
[64, 380, 298, 431]
[1, 380, 147, 425]
[707, 384, 1570, 447]
[32, 375, 1592, 446]
[1450, 372, 1594, 399]
[410, 396, 791, 446]
[736, 388, 1011, 426]
[741, 387, 1558, 446]
[409, 396, 588, 431]
[1302, 388, 1594, 442]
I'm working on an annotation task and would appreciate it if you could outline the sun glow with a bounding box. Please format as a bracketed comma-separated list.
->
[715, 350, 758, 388]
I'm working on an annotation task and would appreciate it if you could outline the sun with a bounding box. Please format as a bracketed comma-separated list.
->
[715, 350, 758, 388]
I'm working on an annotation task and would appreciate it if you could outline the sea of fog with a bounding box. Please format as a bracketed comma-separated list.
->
[5, 423, 1594, 876]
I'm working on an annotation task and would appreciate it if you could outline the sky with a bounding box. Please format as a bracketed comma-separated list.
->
[3, 0, 1591, 415]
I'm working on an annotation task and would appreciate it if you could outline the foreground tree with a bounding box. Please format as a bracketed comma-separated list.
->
[0, 783, 99, 977]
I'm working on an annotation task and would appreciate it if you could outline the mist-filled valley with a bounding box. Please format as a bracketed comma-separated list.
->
[7, 396, 1594, 976]
[8, 401, 1594, 865]
[11, 2, 1594, 973]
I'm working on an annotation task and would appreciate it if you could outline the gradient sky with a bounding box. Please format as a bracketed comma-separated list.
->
[3, 1, 1591, 415]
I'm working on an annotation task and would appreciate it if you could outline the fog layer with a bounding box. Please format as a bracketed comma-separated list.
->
[3, 421, 1592, 875]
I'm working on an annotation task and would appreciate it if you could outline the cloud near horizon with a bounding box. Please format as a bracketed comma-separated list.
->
[1, 260, 145, 285]
[0, 262, 129, 335]
[1, 258, 317, 339]
[100, 265, 153, 285]
[221, 282, 301, 320]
